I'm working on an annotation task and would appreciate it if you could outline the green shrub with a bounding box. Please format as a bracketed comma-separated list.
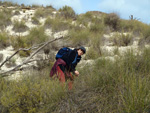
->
[111, 32, 133, 46]
[85, 47, 99, 59]
[26, 26, 48, 45]
[0, 69, 67, 113]
[89, 18, 105, 33]
[67, 28, 90, 46]
[140, 25, 150, 44]
[120, 20, 135, 32]
[11, 26, 48, 49]
[18, 50, 31, 57]
[120, 19, 150, 36]
[86, 33, 103, 59]
[0, 78, 8, 113]
[44, 17, 53, 28]
[31, 16, 40, 25]
[46, 5, 55, 9]
[34, 8, 53, 18]
[13, 10, 20, 15]
[75, 48, 150, 112]
[34, 8, 45, 18]
[10, 36, 31, 57]
[1, 1, 18, 7]
[59, 5, 76, 19]
[31, 4, 41, 8]
[43, 8, 54, 17]
[0, 9, 12, 29]
[52, 20, 70, 32]
[44, 17, 71, 32]
[143, 25, 150, 39]
[13, 20, 29, 32]
[10, 36, 29, 49]
[104, 13, 120, 31]
[2, 48, 150, 112]
[77, 12, 94, 27]
[0, 32, 10, 49]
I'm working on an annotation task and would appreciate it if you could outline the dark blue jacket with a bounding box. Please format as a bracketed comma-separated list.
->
[61, 49, 81, 72]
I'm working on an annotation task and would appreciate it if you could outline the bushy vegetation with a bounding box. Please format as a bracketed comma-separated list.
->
[1, 48, 150, 112]
[72, 48, 150, 112]
[1, 2, 150, 112]
[34, 8, 45, 18]
[34, 8, 54, 18]
[0, 9, 12, 30]
[13, 10, 20, 15]
[13, 20, 29, 32]
[0, 32, 10, 49]
[44, 17, 71, 32]
[111, 32, 133, 46]
[31, 16, 40, 25]
[58, 5, 76, 19]
[120, 19, 150, 36]
[89, 17, 105, 33]
[67, 28, 91, 47]
[104, 13, 120, 31]
[26, 26, 48, 46]
[76, 12, 94, 27]
[0, 68, 67, 113]
[0, 1, 19, 7]
[10, 27, 48, 57]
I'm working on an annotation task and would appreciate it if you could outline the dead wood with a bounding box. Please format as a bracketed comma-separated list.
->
[0, 36, 64, 77]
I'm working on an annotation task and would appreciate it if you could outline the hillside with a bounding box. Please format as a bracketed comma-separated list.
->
[1, 1, 150, 113]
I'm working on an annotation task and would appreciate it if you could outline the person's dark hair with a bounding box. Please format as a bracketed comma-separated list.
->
[78, 46, 86, 54]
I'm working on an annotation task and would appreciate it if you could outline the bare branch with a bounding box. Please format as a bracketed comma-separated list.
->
[0, 36, 64, 76]
[0, 42, 47, 69]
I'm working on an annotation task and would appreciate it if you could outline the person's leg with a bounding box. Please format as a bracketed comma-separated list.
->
[57, 66, 65, 83]
[68, 72, 73, 90]
[68, 81, 73, 90]
[57, 66, 73, 90]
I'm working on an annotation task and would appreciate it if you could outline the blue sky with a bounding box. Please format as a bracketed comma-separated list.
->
[2, 0, 150, 24]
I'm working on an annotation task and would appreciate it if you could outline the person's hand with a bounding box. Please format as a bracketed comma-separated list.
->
[74, 70, 79, 76]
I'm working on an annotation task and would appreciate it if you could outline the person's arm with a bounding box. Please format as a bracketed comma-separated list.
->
[68, 51, 81, 74]
[68, 50, 77, 72]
